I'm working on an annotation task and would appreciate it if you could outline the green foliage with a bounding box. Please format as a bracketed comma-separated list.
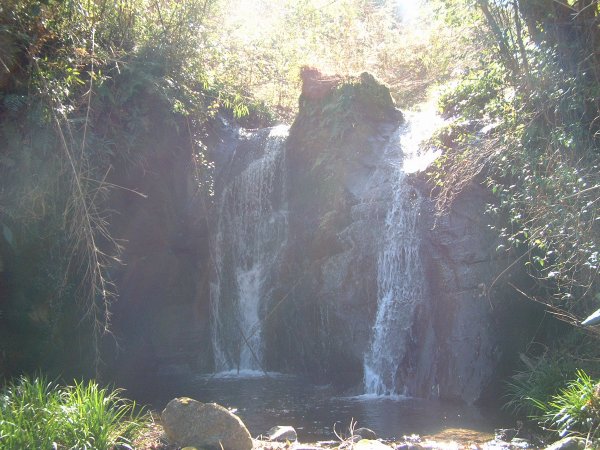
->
[0, 375, 148, 449]
[200, 0, 474, 119]
[438, 63, 507, 119]
[294, 72, 397, 147]
[505, 352, 578, 416]
[0, 0, 268, 379]
[430, 0, 600, 323]
[535, 370, 600, 440]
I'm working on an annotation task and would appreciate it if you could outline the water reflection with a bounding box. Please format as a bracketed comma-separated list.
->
[134, 374, 505, 442]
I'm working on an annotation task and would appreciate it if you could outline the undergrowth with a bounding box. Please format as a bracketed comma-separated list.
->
[0, 375, 149, 449]
[534, 369, 600, 441]
[504, 347, 600, 445]
[0, 0, 267, 379]
[504, 351, 578, 417]
[429, 0, 600, 327]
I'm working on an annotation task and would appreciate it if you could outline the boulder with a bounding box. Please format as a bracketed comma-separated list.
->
[161, 397, 253, 450]
[267, 425, 297, 442]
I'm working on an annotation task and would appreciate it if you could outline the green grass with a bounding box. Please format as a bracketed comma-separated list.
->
[504, 353, 576, 417]
[0, 375, 149, 449]
[535, 369, 600, 440]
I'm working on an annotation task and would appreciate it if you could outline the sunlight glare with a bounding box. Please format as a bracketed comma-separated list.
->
[396, 0, 422, 22]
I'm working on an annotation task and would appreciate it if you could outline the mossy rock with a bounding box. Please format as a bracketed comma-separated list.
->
[292, 70, 401, 147]
[354, 72, 398, 121]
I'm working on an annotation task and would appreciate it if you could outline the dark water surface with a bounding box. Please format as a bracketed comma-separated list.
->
[135, 372, 506, 442]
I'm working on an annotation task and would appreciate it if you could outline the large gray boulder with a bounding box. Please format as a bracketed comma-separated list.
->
[161, 397, 253, 450]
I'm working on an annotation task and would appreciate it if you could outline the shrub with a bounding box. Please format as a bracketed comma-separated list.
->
[535, 369, 600, 440]
[429, 1, 600, 326]
[504, 352, 577, 417]
[0, 375, 149, 449]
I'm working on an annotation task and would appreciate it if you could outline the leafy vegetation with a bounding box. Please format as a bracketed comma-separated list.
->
[507, 365, 600, 443]
[535, 369, 600, 440]
[1, 0, 600, 444]
[0, 375, 148, 449]
[202, 0, 473, 118]
[0, 0, 263, 379]
[504, 351, 578, 417]
[426, 2, 600, 438]
[430, 1, 600, 329]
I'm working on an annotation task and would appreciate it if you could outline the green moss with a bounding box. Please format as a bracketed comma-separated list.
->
[354, 72, 398, 121]
[291, 71, 400, 146]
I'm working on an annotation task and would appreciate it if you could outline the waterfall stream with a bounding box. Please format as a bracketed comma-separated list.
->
[363, 107, 443, 396]
[210, 103, 446, 392]
[211, 125, 289, 372]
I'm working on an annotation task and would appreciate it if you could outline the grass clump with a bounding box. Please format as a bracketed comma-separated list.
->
[504, 352, 577, 417]
[0, 375, 149, 449]
[506, 360, 600, 444]
[534, 370, 600, 442]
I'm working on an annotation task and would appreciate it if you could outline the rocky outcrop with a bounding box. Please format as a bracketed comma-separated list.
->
[262, 74, 402, 385]
[207, 71, 541, 403]
[107, 122, 213, 388]
[162, 397, 253, 450]
[300, 66, 342, 100]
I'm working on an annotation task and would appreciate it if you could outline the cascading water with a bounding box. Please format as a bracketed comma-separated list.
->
[211, 125, 289, 372]
[363, 107, 442, 396]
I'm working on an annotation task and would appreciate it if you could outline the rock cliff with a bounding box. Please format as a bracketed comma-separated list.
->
[117, 70, 540, 404]
[208, 71, 539, 402]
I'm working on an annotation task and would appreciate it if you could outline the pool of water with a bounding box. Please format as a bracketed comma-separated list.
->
[131, 371, 507, 443]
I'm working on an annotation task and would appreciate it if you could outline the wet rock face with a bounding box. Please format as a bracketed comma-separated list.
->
[209, 72, 538, 402]
[420, 184, 500, 402]
[107, 125, 213, 386]
[416, 180, 539, 403]
[263, 74, 402, 385]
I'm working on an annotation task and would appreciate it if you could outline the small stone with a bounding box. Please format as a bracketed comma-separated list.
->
[355, 427, 378, 440]
[495, 428, 518, 442]
[544, 437, 586, 450]
[162, 397, 252, 450]
[510, 438, 533, 448]
[354, 439, 393, 449]
[267, 425, 298, 442]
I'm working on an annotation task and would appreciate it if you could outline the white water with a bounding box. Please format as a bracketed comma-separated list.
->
[363, 107, 443, 396]
[200, 369, 290, 379]
[211, 125, 289, 372]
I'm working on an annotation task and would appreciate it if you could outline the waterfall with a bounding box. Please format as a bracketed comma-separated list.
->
[363, 109, 440, 396]
[211, 125, 289, 372]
